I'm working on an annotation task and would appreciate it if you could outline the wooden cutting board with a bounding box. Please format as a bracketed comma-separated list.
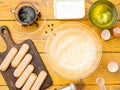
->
[0, 26, 52, 90]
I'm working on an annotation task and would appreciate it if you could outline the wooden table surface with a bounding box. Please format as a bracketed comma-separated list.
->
[0, 0, 120, 90]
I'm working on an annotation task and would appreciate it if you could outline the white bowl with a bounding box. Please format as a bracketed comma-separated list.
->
[54, 0, 85, 19]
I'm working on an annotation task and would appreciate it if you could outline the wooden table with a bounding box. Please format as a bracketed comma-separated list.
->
[0, 0, 120, 90]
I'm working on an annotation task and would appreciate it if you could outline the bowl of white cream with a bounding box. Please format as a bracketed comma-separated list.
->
[45, 22, 102, 80]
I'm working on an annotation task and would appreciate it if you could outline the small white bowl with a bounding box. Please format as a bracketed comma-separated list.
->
[54, 0, 85, 19]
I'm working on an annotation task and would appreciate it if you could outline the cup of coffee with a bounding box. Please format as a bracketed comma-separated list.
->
[12, 2, 40, 26]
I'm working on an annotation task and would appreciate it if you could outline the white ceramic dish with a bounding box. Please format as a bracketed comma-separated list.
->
[54, 0, 85, 19]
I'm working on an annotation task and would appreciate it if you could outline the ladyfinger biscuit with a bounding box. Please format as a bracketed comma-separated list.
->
[0, 47, 18, 71]
[15, 64, 34, 88]
[14, 54, 32, 78]
[21, 73, 37, 90]
[11, 44, 30, 68]
[31, 71, 47, 90]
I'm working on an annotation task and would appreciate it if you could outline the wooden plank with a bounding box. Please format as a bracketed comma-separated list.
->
[0, 0, 119, 20]
[46, 85, 120, 90]
[0, 40, 46, 53]
[40, 53, 120, 85]
[1, 53, 120, 86]
[0, 73, 7, 85]
[0, 0, 46, 20]
[1, 21, 120, 52]
[1, 85, 120, 90]
[0, 0, 120, 90]
[0, 86, 8, 90]
[45, 0, 120, 20]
